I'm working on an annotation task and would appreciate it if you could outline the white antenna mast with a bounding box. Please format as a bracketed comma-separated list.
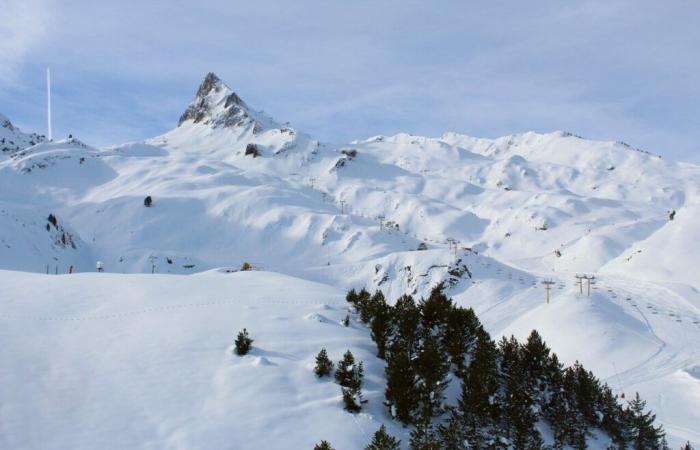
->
[46, 68, 52, 141]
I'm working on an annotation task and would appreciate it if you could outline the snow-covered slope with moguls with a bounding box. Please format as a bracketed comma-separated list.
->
[0, 72, 699, 447]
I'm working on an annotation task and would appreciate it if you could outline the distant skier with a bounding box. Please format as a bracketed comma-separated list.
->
[96, 261, 104, 272]
[669, 209, 676, 221]
[69, 265, 74, 274]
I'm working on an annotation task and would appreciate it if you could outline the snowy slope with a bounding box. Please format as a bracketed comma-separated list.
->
[1, 73, 699, 447]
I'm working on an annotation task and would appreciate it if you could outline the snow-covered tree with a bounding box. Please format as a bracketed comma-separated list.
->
[365, 425, 400, 450]
[314, 348, 333, 377]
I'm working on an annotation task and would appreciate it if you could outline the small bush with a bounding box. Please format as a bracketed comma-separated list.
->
[144, 196, 153, 207]
[241, 262, 252, 271]
[234, 328, 253, 355]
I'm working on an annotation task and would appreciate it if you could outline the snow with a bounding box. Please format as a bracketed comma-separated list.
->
[1, 73, 699, 448]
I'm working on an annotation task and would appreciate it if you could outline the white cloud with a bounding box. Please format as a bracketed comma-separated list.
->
[0, 0, 53, 84]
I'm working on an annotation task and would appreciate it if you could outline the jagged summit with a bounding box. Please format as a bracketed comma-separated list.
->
[177, 72, 277, 133]
[0, 113, 46, 155]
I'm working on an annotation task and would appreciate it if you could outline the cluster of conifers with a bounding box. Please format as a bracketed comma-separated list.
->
[317, 285, 672, 450]
[233, 284, 683, 449]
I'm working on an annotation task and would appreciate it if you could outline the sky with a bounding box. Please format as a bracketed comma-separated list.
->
[1, 0, 699, 162]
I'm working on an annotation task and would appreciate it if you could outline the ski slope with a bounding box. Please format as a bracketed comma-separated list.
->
[0, 73, 699, 447]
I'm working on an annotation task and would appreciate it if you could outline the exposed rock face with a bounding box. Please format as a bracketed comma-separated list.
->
[0, 113, 46, 154]
[177, 72, 274, 133]
[245, 143, 261, 157]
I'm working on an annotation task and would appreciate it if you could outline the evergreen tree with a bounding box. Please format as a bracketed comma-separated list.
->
[365, 425, 401, 450]
[342, 387, 361, 413]
[356, 289, 375, 323]
[337, 351, 364, 413]
[384, 341, 418, 424]
[314, 440, 334, 450]
[442, 306, 479, 375]
[409, 414, 441, 450]
[342, 314, 350, 327]
[680, 442, 695, 450]
[458, 330, 500, 447]
[570, 362, 602, 428]
[521, 330, 551, 396]
[348, 288, 371, 320]
[335, 350, 356, 387]
[437, 409, 467, 450]
[370, 294, 392, 359]
[502, 375, 543, 449]
[562, 365, 589, 449]
[542, 353, 569, 449]
[346, 288, 359, 307]
[414, 334, 450, 417]
[314, 348, 333, 377]
[234, 328, 253, 355]
[599, 384, 626, 448]
[497, 335, 543, 449]
[418, 284, 453, 334]
[390, 294, 421, 355]
[625, 392, 665, 450]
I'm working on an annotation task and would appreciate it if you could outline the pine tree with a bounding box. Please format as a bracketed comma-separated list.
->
[370, 294, 392, 358]
[335, 350, 356, 387]
[357, 291, 386, 323]
[336, 351, 363, 413]
[314, 348, 333, 377]
[365, 425, 401, 450]
[342, 387, 361, 413]
[458, 330, 499, 447]
[496, 335, 543, 449]
[342, 314, 350, 327]
[234, 328, 253, 355]
[414, 334, 450, 417]
[571, 362, 602, 428]
[599, 384, 626, 448]
[391, 294, 421, 355]
[562, 365, 589, 449]
[346, 288, 359, 307]
[384, 341, 418, 424]
[442, 306, 479, 375]
[437, 409, 467, 450]
[418, 283, 453, 334]
[625, 392, 665, 450]
[503, 376, 543, 449]
[314, 440, 335, 450]
[543, 353, 568, 449]
[356, 289, 374, 323]
[680, 441, 695, 450]
[409, 414, 441, 450]
[522, 330, 551, 396]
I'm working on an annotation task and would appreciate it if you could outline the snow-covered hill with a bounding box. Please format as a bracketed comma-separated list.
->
[1, 73, 698, 448]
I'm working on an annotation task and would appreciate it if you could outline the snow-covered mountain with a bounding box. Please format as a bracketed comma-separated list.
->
[1, 73, 698, 448]
[1, 113, 46, 155]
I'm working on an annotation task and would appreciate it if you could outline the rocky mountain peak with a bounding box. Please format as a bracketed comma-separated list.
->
[177, 73, 275, 133]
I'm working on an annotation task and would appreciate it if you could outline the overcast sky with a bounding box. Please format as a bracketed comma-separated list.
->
[1, 0, 698, 161]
